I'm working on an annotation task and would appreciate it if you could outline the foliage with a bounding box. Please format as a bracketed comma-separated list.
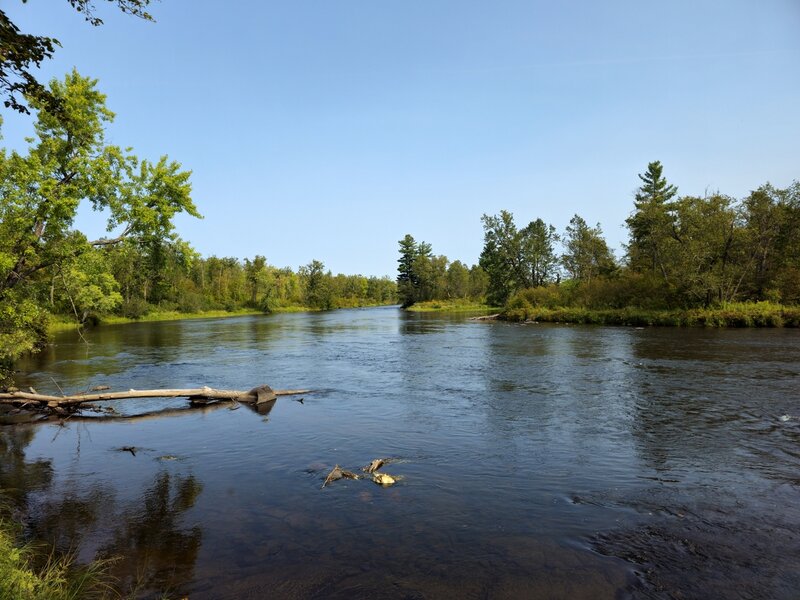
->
[396, 234, 486, 308]
[299, 260, 331, 310]
[394, 160, 800, 324]
[0, 519, 115, 600]
[0, 0, 153, 114]
[479, 211, 559, 305]
[561, 215, 616, 283]
[625, 160, 678, 278]
[405, 299, 499, 313]
[502, 300, 796, 328]
[0, 70, 197, 373]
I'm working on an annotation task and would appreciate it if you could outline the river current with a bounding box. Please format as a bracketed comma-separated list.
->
[4, 307, 800, 599]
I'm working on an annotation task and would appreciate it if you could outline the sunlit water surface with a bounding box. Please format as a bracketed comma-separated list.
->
[4, 307, 800, 599]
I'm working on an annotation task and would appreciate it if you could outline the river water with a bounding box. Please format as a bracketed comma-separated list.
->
[4, 307, 800, 599]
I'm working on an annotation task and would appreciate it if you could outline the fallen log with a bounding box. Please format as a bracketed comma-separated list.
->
[0, 384, 309, 410]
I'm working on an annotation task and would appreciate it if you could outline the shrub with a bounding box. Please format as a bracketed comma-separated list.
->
[118, 298, 150, 320]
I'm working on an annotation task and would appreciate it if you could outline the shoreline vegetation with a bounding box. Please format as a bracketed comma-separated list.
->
[0, 71, 399, 380]
[499, 300, 800, 328]
[46, 301, 397, 335]
[407, 299, 800, 327]
[405, 300, 500, 313]
[396, 162, 800, 328]
[0, 519, 115, 600]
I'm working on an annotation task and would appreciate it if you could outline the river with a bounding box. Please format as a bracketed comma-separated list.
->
[4, 307, 800, 599]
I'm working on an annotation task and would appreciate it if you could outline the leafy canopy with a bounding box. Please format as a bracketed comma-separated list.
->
[0, 0, 154, 114]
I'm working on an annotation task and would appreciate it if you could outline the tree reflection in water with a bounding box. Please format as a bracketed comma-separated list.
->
[99, 471, 203, 596]
[0, 427, 204, 598]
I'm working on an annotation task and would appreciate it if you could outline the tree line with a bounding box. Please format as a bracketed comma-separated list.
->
[0, 71, 395, 378]
[396, 235, 488, 307]
[398, 161, 800, 311]
[105, 244, 396, 318]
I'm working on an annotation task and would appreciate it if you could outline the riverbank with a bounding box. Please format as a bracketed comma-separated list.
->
[0, 519, 113, 600]
[501, 301, 800, 327]
[47, 308, 265, 334]
[406, 300, 500, 313]
[47, 302, 397, 335]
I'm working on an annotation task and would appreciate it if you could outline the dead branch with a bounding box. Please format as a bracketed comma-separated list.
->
[0, 384, 309, 410]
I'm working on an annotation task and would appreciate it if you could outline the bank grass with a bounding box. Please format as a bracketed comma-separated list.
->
[407, 299, 501, 313]
[48, 307, 288, 334]
[99, 308, 265, 326]
[502, 300, 800, 328]
[47, 301, 400, 335]
[0, 519, 117, 600]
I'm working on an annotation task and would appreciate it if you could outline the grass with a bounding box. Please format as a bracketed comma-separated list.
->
[48, 307, 283, 334]
[46, 301, 400, 335]
[99, 308, 265, 325]
[406, 300, 501, 313]
[501, 301, 800, 327]
[0, 519, 116, 600]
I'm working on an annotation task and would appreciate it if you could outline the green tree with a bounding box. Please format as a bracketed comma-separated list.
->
[397, 234, 418, 307]
[626, 161, 678, 279]
[1, 1, 154, 114]
[0, 71, 198, 372]
[519, 218, 559, 288]
[55, 248, 122, 322]
[244, 255, 268, 306]
[468, 264, 489, 300]
[561, 215, 615, 283]
[300, 259, 331, 309]
[396, 235, 433, 307]
[668, 194, 746, 305]
[479, 211, 521, 305]
[480, 211, 559, 304]
[446, 260, 470, 299]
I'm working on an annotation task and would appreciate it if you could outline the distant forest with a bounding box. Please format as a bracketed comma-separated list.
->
[0, 72, 395, 378]
[2, 71, 799, 381]
[398, 161, 800, 315]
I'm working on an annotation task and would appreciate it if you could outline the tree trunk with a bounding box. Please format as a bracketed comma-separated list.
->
[0, 385, 309, 410]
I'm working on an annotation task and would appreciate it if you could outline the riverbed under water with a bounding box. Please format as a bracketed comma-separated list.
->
[5, 307, 800, 599]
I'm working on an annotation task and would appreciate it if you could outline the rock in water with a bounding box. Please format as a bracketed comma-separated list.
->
[372, 472, 396, 486]
[248, 385, 277, 405]
[322, 465, 360, 488]
[363, 458, 386, 474]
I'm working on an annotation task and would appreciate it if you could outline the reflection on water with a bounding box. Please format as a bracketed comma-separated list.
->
[3, 309, 800, 598]
[100, 471, 203, 594]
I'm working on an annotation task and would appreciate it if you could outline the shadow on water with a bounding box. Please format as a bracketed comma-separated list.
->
[0, 423, 208, 598]
[0, 427, 53, 511]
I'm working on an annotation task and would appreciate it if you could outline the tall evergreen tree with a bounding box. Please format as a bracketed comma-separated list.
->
[397, 234, 418, 307]
[626, 161, 678, 279]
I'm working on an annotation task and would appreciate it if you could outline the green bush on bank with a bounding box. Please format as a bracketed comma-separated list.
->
[406, 299, 498, 313]
[503, 295, 798, 327]
[0, 520, 115, 600]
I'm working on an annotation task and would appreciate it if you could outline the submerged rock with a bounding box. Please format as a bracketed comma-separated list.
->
[372, 472, 396, 486]
[363, 458, 386, 474]
[322, 465, 360, 488]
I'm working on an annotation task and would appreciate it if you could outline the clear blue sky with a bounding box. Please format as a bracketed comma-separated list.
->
[3, 0, 799, 277]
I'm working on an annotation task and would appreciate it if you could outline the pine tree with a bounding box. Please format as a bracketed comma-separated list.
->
[397, 234, 418, 307]
[626, 161, 678, 279]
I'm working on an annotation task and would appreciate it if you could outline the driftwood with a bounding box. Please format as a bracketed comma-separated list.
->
[3, 397, 277, 425]
[0, 384, 309, 411]
[363, 458, 386, 474]
[322, 465, 360, 488]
